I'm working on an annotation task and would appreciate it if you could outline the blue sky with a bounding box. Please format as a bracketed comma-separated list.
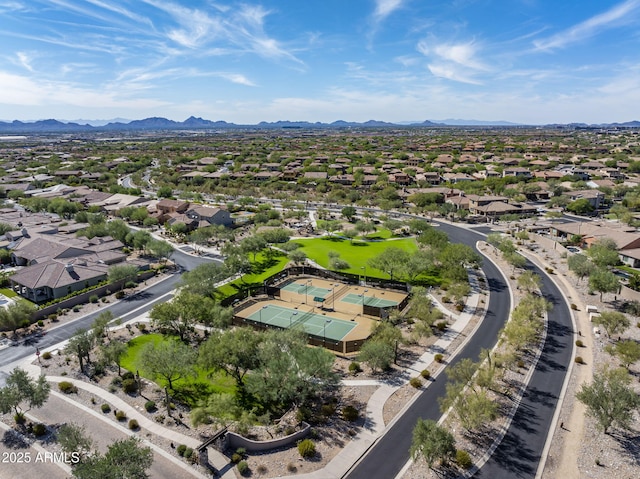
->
[1, 0, 640, 124]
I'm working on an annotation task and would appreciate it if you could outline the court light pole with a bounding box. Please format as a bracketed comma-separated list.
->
[362, 289, 368, 306]
[361, 266, 366, 286]
[259, 305, 267, 327]
[323, 319, 331, 347]
[305, 279, 312, 304]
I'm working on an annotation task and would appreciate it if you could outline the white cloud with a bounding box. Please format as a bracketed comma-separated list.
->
[216, 72, 256, 86]
[372, 0, 405, 22]
[534, 0, 640, 51]
[427, 63, 482, 85]
[15, 52, 34, 72]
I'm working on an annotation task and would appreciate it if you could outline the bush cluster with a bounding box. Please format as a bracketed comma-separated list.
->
[342, 405, 359, 422]
[237, 460, 249, 476]
[32, 423, 47, 437]
[409, 377, 422, 389]
[115, 410, 127, 421]
[176, 444, 187, 456]
[145, 400, 156, 412]
[58, 381, 77, 394]
[348, 361, 361, 375]
[122, 378, 138, 394]
[101, 403, 111, 413]
[434, 353, 444, 363]
[420, 369, 430, 379]
[456, 449, 473, 469]
[128, 419, 139, 430]
[297, 439, 316, 459]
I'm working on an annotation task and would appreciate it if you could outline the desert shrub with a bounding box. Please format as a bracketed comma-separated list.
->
[420, 369, 430, 379]
[128, 419, 139, 430]
[296, 407, 311, 423]
[441, 295, 450, 303]
[58, 381, 77, 394]
[37, 320, 44, 327]
[410, 377, 422, 388]
[517, 359, 525, 368]
[237, 460, 249, 476]
[256, 465, 267, 474]
[115, 410, 127, 421]
[298, 439, 316, 458]
[89, 295, 99, 303]
[48, 314, 57, 321]
[122, 378, 138, 394]
[101, 403, 111, 413]
[575, 356, 584, 364]
[115, 291, 125, 299]
[125, 281, 136, 289]
[14, 413, 26, 424]
[122, 371, 135, 381]
[175, 444, 186, 456]
[145, 400, 156, 412]
[321, 403, 336, 417]
[42, 351, 52, 360]
[235, 447, 246, 456]
[575, 339, 584, 347]
[184, 447, 193, 459]
[456, 449, 473, 469]
[73, 307, 80, 313]
[284, 426, 296, 436]
[570, 303, 578, 310]
[111, 376, 122, 387]
[434, 353, 444, 363]
[348, 361, 362, 375]
[231, 453, 242, 463]
[287, 463, 297, 472]
[342, 405, 359, 422]
[137, 323, 147, 332]
[32, 423, 47, 437]
[436, 321, 448, 331]
[455, 303, 464, 312]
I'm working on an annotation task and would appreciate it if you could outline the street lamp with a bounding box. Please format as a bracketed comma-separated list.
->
[360, 266, 366, 286]
[362, 289, 368, 306]
[323, 319, 332, 347]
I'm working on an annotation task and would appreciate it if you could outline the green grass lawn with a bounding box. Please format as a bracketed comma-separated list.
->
[0, 288, 18, 298]
[120, 333, 235, 407]
[292, 236, 419, 278]
[216, 250, 290, 299]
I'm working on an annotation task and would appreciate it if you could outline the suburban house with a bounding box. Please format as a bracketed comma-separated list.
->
[185, 205, 233, 227]
[7, 232, 138, 303]
[566, 189, 605, 210]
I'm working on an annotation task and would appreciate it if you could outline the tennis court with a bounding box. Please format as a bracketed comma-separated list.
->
[340, 292, 399, 308]
[281, 281, 333, 299]
[246, 303, 356, 342]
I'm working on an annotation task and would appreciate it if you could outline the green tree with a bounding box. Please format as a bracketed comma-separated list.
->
[100, 340, 128, 376]
[199, 328, 262, 403]
[588, 268, 620, 301]
[566, 198, 595, 215]
[587, 238, 620, 268]
[0, 368, 50, 421]
[0, 300, 36, 337]
[576, 367, 640, 434]
[517, 271, 541, 292]
[65, 329, 96, 373]
[606, 340, 640, 370]
[92, 311, 113, 342]
[567, 254, 594, 282]
[108, 264, 138, 290]
[341, 205, 357, 221]
[288, 249, 307, 266]
[57, 423, 93, 459]
[72, 437, 153, 479]
[358, 339, 394, 373]
[147, 239, 174, 263]
[150, 291, 218, 342]
[246, 329, 337, 410]
[180, 262, 230, 297]
[410, 419, 456, 468]
[593, 311, 630, 338]
[240, 235, 267, 261]
[368, 247, 410, 280]
[139, 339, 196, 392]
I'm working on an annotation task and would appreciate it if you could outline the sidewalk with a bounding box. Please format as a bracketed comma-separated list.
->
[19, 361, 237, 478]
[295, 270, 483, 479]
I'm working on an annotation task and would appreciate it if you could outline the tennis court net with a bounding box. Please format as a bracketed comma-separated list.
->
[291, 309, 314, 328]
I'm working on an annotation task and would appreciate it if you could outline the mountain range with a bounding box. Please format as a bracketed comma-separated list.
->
[0, 116, 639, 133]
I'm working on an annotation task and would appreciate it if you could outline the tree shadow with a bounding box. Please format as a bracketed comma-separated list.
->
[611, 429, 640, 466]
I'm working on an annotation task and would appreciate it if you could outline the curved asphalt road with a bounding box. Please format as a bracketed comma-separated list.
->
[345, 222, 573, 479]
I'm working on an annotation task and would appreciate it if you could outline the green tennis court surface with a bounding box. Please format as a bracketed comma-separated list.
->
[247, 304, 356, 341]
[340, 293, 399, 308]
[281, 281, 332, 299]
